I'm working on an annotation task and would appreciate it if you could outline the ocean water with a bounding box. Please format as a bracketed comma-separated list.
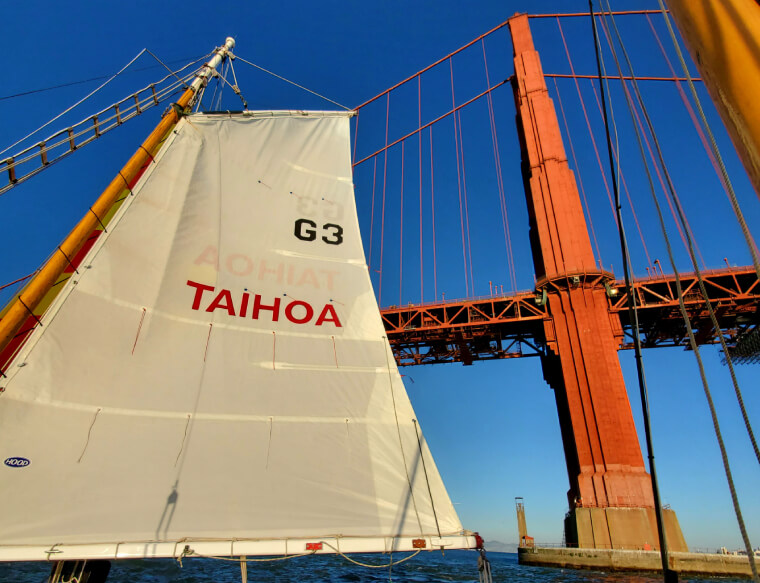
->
[0, 551, 748, 583]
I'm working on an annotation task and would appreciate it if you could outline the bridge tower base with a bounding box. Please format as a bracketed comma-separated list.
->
[565, 507, 687, 551]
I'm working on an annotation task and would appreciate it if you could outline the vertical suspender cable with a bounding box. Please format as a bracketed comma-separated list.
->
[369, 157, 378, 274]
[450, 58, 469, 296]
[586, 79, 653, 270]
[399, 141, 405, 306]
[553, 78, 603, 268]
[379, 94, 390, 306]
[483, 40, 517, 291]
[556, 19, 619, 227]
[419, 75, 424, 303]
[621, 78, 693, 257]
[457, 110, 475, 294]
[587, 5, 676, 582]
[352, 113, 359, 165]
[430, 128, 438, 301]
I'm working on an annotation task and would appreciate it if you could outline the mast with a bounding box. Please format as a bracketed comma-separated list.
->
[0, 37, 235, 358]
[665, 1, 760, 197]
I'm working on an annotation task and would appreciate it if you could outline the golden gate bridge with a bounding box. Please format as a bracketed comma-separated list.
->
[348, 7, 760, 558]
[1, 3, 759, 572]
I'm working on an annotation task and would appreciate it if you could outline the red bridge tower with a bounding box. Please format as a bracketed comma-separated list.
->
[509, 14, 687, 550]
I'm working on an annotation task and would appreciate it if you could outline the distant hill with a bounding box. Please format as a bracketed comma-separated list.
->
[484, 540, 518, 553]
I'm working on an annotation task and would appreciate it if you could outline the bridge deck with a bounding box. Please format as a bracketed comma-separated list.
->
[381, 266, 759, 366]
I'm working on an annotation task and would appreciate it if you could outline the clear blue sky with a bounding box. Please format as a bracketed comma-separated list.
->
[1, 0, 758, 550]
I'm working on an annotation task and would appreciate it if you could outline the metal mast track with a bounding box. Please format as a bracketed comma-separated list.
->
[0, 37, 235, 359]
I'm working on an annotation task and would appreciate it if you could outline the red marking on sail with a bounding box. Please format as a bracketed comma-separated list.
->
[132, 308, 147, 355]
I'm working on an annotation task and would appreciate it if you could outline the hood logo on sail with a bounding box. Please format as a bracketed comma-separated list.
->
[186, 280, 342, 327]
[4, 457, 30, 468]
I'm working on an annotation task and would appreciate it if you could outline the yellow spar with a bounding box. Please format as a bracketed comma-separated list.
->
[0, 38, 235, 358]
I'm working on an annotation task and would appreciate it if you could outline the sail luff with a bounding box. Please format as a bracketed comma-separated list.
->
[0, 38, 235, 361]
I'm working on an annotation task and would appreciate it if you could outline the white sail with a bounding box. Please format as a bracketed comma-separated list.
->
[0, 112, 474, 561]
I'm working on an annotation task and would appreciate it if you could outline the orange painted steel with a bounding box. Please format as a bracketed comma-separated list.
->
[0, 87, 196, 358]
[382, 266, 760, 365]
[509, 13, 653, 511]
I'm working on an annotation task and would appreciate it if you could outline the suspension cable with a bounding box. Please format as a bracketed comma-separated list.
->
[399, 141, 405, 305]
[602, 4, 759, 580]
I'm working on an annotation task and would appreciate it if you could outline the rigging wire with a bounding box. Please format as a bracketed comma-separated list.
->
[211, 59, 249, 110]
[601, 4, 759, 580]
[0, 54, 207, 102]
[145, 49, 191, 90]
[655, 0, 760, 284]
[232, 54, 352, 111]
[2, 52, 208, 169]
[588, 5, 675, 582]
[621, 78, 693, 258]
[605, 0, 760, 472]
[645, 15, 732, 202]
[215, 61, 231, 110]
[0, 49, 148, 157]
[595, 19, 706, 270]
[0, 72, 195, 197]
[226, 55, 249, 110]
